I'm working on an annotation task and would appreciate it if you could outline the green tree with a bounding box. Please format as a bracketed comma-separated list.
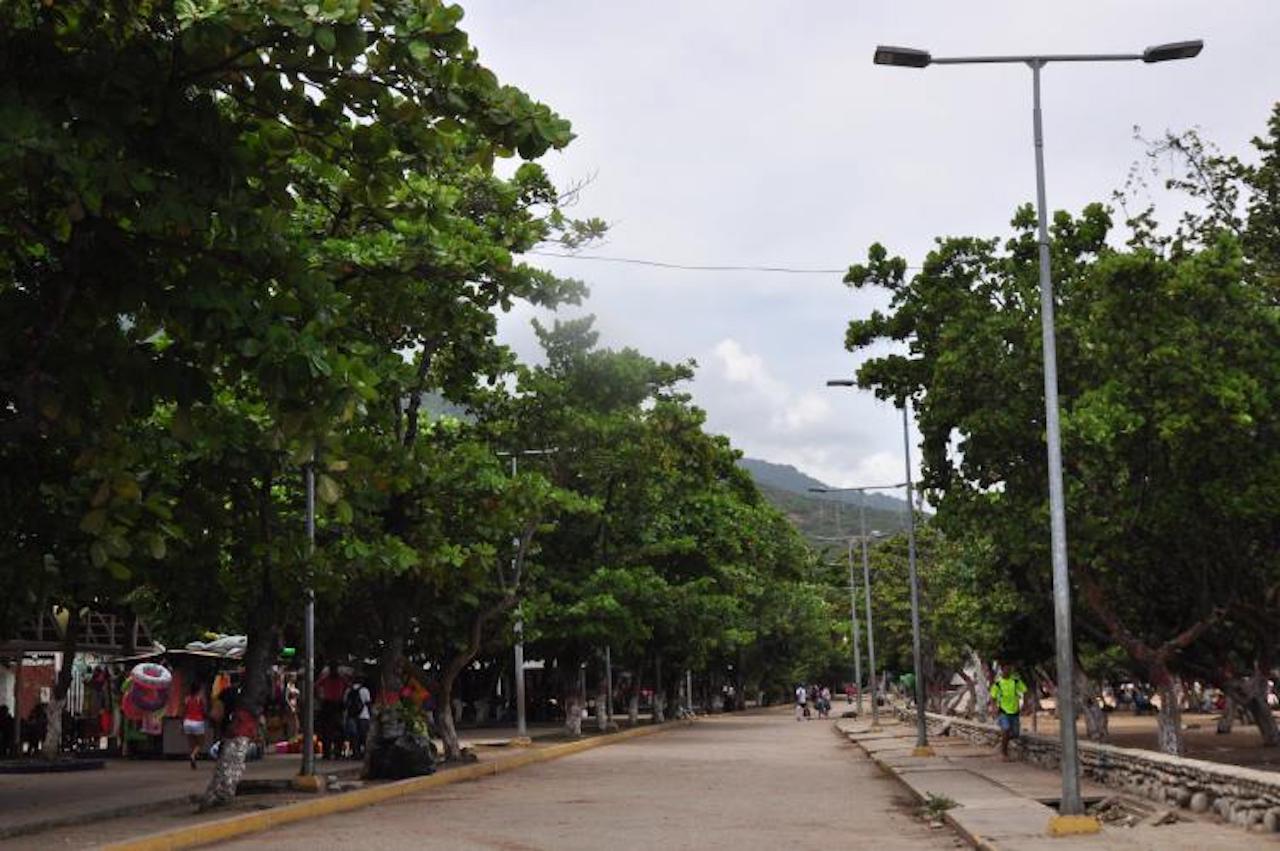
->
[843, 179, 1278, 753]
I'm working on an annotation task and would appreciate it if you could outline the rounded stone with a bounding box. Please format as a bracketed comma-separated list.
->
[1262, 810, 1280, 833]
[1189, 792, 1211, 813]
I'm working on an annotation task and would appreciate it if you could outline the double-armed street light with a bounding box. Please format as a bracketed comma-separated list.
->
[810, 484, 902, 729]
[871, 38, 1202, 822]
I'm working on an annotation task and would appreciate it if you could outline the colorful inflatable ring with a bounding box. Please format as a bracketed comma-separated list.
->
[127, 662, 172, 713]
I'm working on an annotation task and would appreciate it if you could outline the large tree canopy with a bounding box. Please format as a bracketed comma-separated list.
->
[840, 106, 1280, 752]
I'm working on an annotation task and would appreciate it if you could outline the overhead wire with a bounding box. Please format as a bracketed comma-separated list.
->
[528, 250, 848, 275]
[528, 250, 923, 275]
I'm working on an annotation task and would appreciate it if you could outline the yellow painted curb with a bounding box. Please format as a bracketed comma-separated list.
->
[102, 721, 689, 851]
[910, 745, 936, 757]
[1046, 814, 1102, 837]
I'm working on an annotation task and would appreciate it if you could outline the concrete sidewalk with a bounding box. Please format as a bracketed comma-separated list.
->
[837, 717, 1278, 850]
[0, 723, 562, 840]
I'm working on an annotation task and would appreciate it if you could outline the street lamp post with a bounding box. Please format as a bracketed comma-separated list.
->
[900, 402, 928, 755]
[498, 447, 559, 741]
[857, 498, 879, 728]
[811, 530, 865, 717]
[826, 382, 930, 752]
[871, 38, 1201, 821]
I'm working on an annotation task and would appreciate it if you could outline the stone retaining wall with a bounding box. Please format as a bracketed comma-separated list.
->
[895, 707, 1280, 832]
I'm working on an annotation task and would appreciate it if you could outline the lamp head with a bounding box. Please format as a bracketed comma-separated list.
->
[1143, 40, 1203, 63]
[826, 379, 856, 387]
[873, 45, 932, 68]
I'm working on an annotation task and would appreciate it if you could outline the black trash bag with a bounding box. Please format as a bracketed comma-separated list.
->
[367, 731, 435, 779]
[365, 705, 436, 779]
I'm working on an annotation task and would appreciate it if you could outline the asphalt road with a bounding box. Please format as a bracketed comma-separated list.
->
[215, 709, 964, 850]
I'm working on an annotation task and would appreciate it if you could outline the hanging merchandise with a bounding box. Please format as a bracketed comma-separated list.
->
[122, 662, 172, 721]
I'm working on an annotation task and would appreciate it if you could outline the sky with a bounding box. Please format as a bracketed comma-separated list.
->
[461, 1, 1280, 490]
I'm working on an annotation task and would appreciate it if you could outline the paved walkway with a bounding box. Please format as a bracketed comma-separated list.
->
[0, 724, 558, 840]
[210, 710, 964, 850]
[839, 716, 1280, 850]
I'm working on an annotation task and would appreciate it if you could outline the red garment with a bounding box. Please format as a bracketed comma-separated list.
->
[317, 674, 347, 703]
[229, 707, 257, 738]
[183, 694, 206, 723]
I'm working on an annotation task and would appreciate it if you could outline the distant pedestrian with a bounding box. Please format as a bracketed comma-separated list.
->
[182, 680, 207, 769]
[344, 677, 372, 759]
[989, 663, 1027, 760]
[819, 686, 832, 719]
[794, 684, 807, 721]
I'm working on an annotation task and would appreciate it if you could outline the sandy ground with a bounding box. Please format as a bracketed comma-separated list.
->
[212, 711, 966, 851]
[1025, 710, 1280, 770]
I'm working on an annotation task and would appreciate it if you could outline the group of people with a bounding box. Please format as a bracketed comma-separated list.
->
[793, 683, 833, 720]
[316, 664, 373, 760]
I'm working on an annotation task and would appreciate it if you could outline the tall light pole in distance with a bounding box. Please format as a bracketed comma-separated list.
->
[810, 532, 865, 716]
[810, 483, 902, 730]
[826, 381, 930, 754]
[497, 447, 558, 742]
[871, 39, 1202, 827]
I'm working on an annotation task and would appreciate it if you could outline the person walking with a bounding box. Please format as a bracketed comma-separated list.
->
[794, 684, 807, 721]
[344, 676, 372, 759]
[818, 686, 832, 719]
[182, 680, 207, 769]
[989, 662, 1027, 761]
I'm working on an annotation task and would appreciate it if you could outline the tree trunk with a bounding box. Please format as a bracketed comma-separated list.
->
[562, 682, 583, 737]
[201, 613, 275, 809]
[1156, 675, 1186, 756]
[595, 671, 609, 732]
[1074, 665, 1109, 742]
[437, 673, 462, 760]
[652, 656, 665, 724]
[362, 631, 405, 778]
[42, 606, 81, 758]
[971, 650, 990, 723]
[437, 598, 513, 761]
[1229, 667, 1280, 746]
[628, 690, 639, 726]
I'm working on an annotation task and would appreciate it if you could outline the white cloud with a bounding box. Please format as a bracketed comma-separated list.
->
[711, 338, 833, 436]
[713, 339, 777, 394]
[774, 392, 831, 433]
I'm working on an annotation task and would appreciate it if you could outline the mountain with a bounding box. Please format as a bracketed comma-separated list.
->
[737, 458, 907, 512]
[737, 457, 913, 545]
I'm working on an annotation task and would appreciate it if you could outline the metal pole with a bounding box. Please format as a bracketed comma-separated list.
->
[508, 454, 529, 739]
[902, 402, 929, 750]
[847, 539, 863, 715]
[301, 462, 316, 777]
[1031, 60, 1082, 816]
[513, 609, 527, 738]
[605, 645, 613, 724]
[686, 670, 693, 714]
[860, 496, 879, 727]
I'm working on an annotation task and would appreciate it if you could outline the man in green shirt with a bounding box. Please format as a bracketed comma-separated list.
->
[989, 663, 1027, 760]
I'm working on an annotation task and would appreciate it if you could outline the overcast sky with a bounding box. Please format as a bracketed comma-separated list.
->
[462, 1, 1280, 490]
